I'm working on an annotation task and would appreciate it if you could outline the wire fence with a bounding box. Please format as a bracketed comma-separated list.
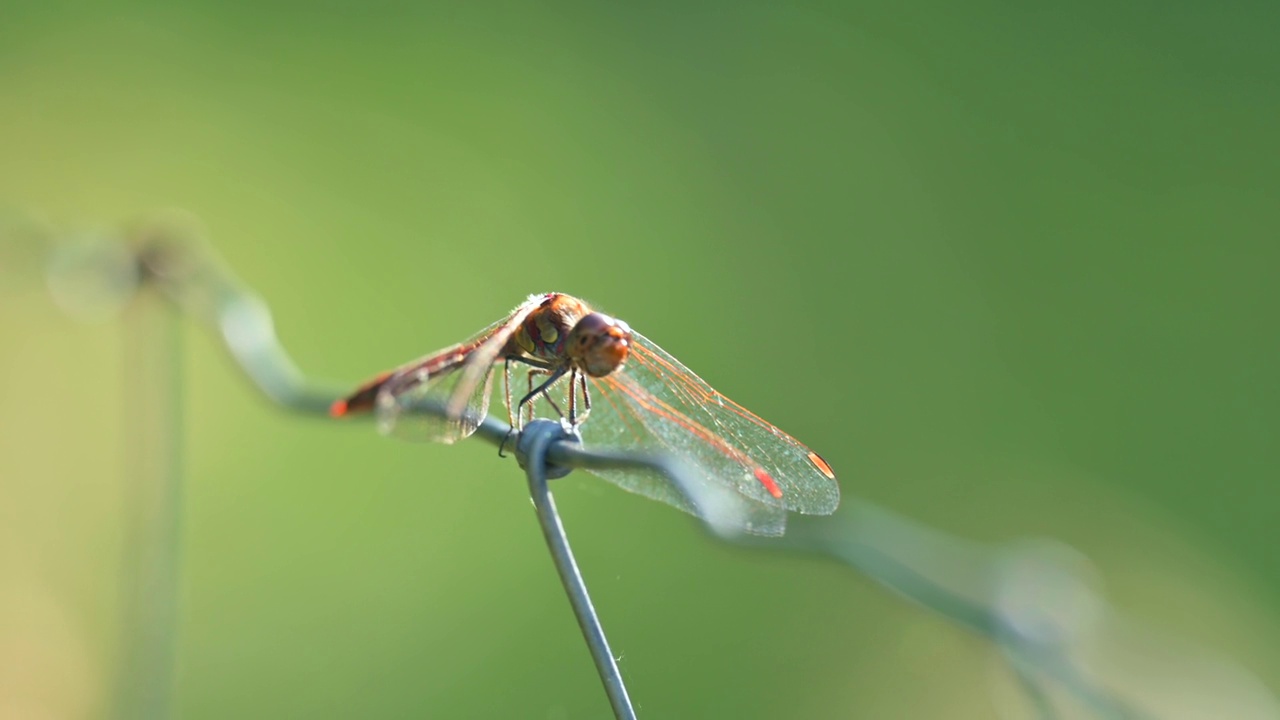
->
[10, 211, 1277, 719]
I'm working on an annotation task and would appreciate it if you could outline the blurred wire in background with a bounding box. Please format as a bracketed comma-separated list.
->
[5, 213, 1275, 718]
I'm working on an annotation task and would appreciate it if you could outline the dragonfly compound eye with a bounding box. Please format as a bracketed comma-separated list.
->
[569, 313, 632, 377]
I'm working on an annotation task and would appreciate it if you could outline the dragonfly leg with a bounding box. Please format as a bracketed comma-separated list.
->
[504, 359, 518, 429]
[576, 372, 592, 425]
[503, 356, 555, 432]
[498, 360, 516, 456]
[566, 369, 592, 428]
[507, 355, 556, 371]
[524, 368, 540, 426]
[567, 368, 578, 425]
[519, 366, 568, 423]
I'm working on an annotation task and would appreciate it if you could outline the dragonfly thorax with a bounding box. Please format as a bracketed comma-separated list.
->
[512, 295, 632, 378]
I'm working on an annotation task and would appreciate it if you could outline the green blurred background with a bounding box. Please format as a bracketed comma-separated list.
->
[2, 2, 1278, 718]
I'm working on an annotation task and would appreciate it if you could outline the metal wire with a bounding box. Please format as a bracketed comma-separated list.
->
[517, 421, 636, 720]
[118, 221, 651, 718]
[29, 214, 1168, 719]
[113, 279, 184, 720]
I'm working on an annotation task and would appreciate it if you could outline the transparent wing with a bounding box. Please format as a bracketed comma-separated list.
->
[577, 330, 839, 534]
[444, 294, 548, 419]
[577, 387, 790, 535]
[377, 360, 495, 444]
[364, 294, 549, 443]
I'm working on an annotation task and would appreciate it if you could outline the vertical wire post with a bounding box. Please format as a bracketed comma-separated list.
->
[519, 420, 636, 720]
[114, 285, 185, 720]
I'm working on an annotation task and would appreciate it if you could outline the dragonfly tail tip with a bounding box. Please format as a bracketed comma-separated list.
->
[329, 399, 349, 417]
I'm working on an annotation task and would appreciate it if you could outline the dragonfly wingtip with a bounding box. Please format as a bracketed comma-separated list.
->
[807, 451, 836, 480]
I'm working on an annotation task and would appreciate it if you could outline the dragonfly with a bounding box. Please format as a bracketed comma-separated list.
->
[331, 293, 839, 535]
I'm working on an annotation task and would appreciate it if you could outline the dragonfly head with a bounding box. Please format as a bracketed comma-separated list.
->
[568, 312, 632, 377]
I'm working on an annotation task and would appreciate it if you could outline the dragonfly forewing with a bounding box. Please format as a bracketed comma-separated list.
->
[575, 330, 838, 528]
[376, 362, 496, 444]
